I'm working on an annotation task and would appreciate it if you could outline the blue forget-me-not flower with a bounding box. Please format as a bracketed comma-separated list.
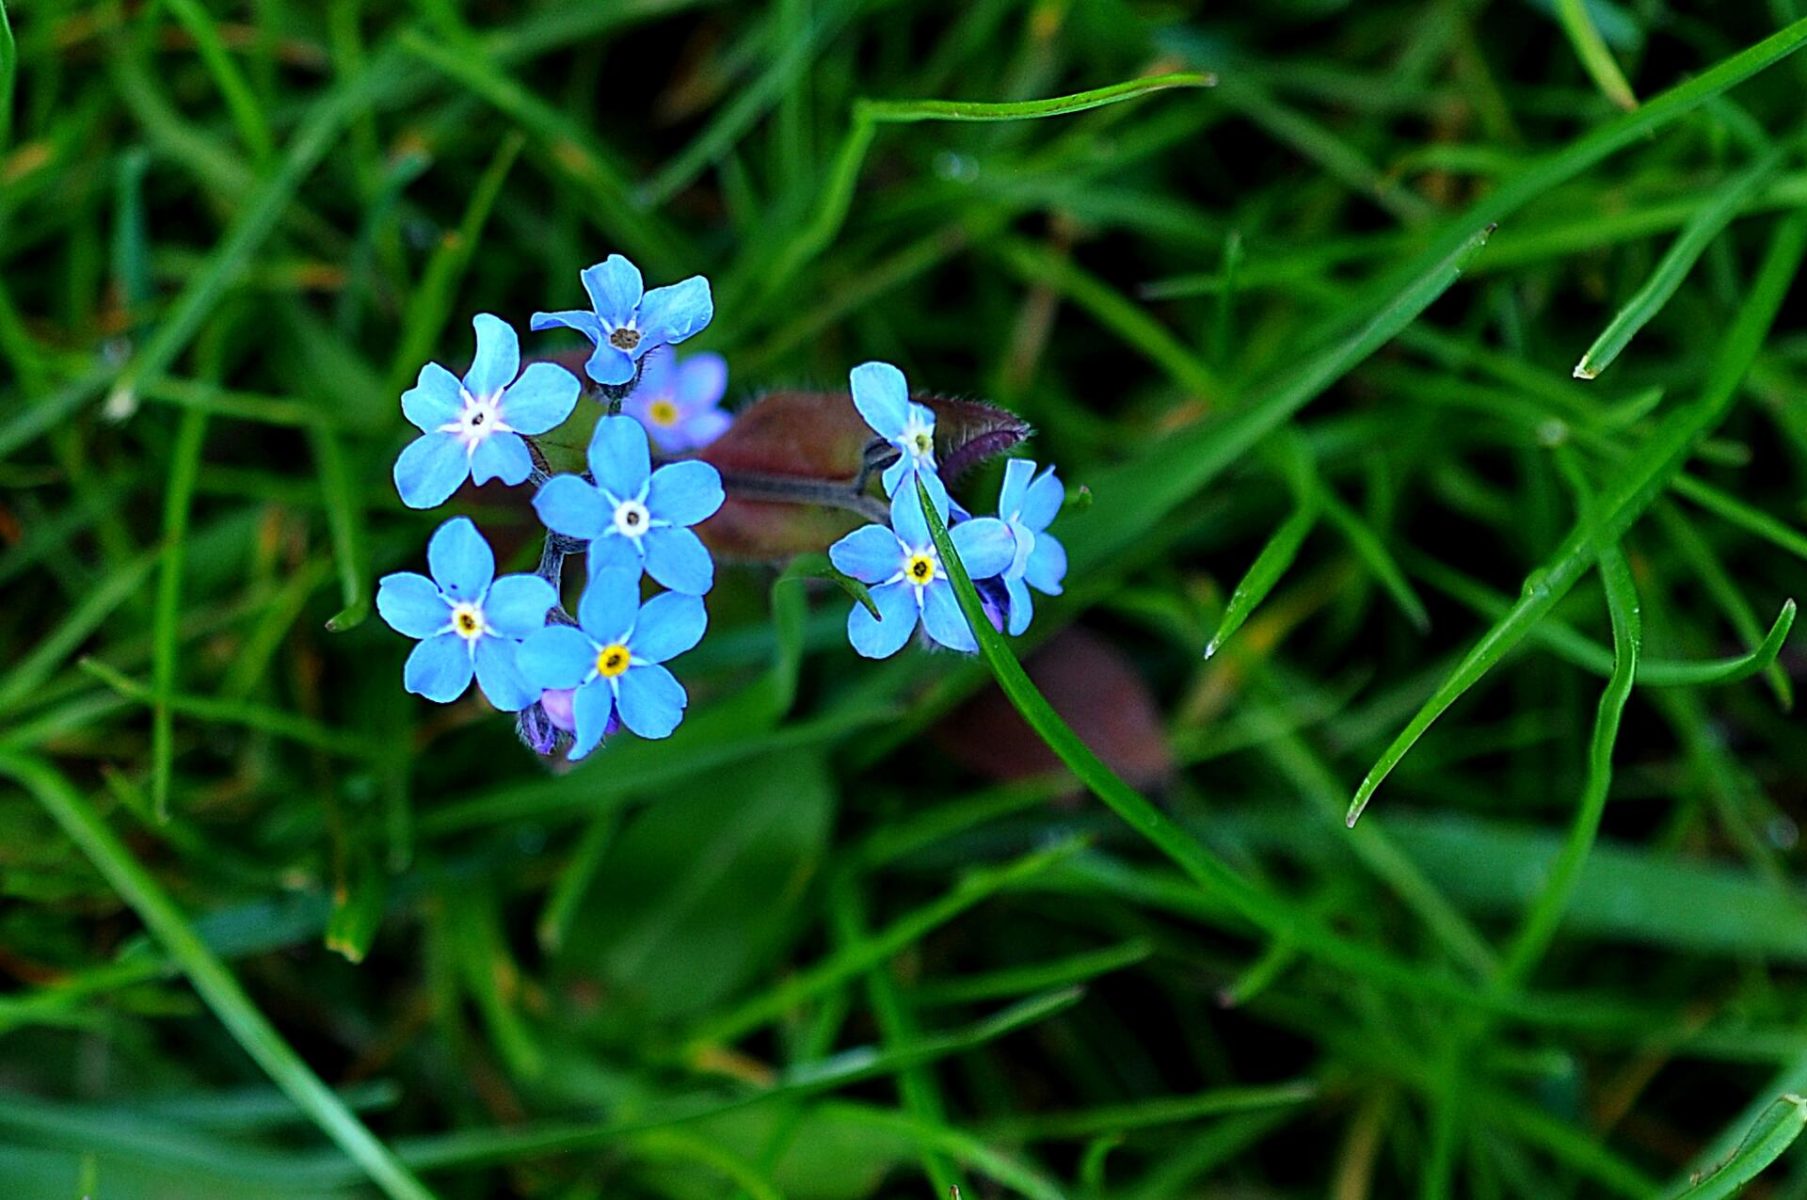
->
[531, 255, 714, 387]
[516, 569, 707, 756]
[375, 517, 554, 710]
[624, 349, 731, 454]
[828, 485, 1015, 658]
[851, 361, 951, 512]
[533, 414, 725, 595]
[393, 315, 581, 510]
[994, 459, 1068, 635]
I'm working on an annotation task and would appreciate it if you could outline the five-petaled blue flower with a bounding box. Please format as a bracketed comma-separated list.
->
[828, 485, 1015, 658]
[516, 569, 707, 756]
[531, 255, 714, 387]
[375, 517, 554, 711]
[851, 361, 950, 512]
[533, 415, 725, 594]
[624, 350, 732, 454]
[393, 315, 580, 510]
[995, 459, 1068, 635]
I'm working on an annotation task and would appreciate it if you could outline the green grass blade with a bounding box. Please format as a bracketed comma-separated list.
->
[162, 0, 276, 164]
[860, 72, 1214, 123]
[1497, 452, 1641, 987]
[0, 753, 437, 1200]
[1205, 501, 1318, 659]
[1347, 210, 1807, 826]
[1555, 0, 1639, 111]
[312, 428, 371, 632]
[0, 550, 158, 713]
[150, 409, 208, 820]
[1666, 1094, 1807, 1199]
[0, 0, 12, 150]
[1574, 151, 1781, 380]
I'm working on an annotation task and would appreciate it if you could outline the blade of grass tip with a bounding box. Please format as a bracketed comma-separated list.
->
[313, 427, 371, 631]
[826, 1105, 1064, 1200]
[151, 409, 208, 821]
[0, 753, 437, 1200]
[1318, 488, 1431, 632]
[384, 131, 524, 397]
[0, 0, 12, 150]
[1346, 210, 1807, 827]
[1496, 449, 1641, 988]
[1655, 498, 1792, 708]
[1672, 471, 1807, 563]
[1575, 150, 1782, 379]
[1555, 0, 1640, 111]
[1668, 1095, 1807, 1199]
[758, 72, 1213, 299]
[1205, 499, 1319, 659]
[162, 0, 276, 165]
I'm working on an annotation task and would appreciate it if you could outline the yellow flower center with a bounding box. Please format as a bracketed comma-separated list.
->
[609, 326, 641, 351]
[647, 399, 680, 426]
[906, 553, 937, 586]
[595, 644, 631, 678]
[451, 604, 485, 640]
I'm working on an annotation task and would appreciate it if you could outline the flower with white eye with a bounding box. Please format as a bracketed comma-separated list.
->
[530, 255, 714, 387]
[622, 350, 731, 453]
[531, 415, 725, 595]
[392, 315, 580, 510]
[850, 360, 951, 512]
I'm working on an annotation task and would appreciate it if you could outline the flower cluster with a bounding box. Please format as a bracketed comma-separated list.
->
[378, 257, 723, 759]
[376, 253, 1069, 764]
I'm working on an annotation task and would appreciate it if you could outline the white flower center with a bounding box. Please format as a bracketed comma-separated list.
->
[440, 388, 511, 450]
[449, 602, 487, 641]
[613, 497, 652, 539]
[900, 411, 935, 462]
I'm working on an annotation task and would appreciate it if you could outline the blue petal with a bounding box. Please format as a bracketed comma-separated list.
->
[647, 460, 723, 526]
[517, 625, 596, 690]
[636, 276, 713, 348]
[473, 636, 537, 711]
[882, 459, 950, 512]
[642, 526, 714, 595]
[1025, 534, 1067, 595]
[951, 516, 1016, 580]
[530, 309, 605, 344]
[847, 580, 919, 659]
[394, 432, 470, 510]
[888, 481, 947, 550]
[584, 344, 638, 387]
[829, 524, 905, 585]
[851, 361, 909, 438]
[1005, 574, 1035, 636]
[998, 458, 1035, 521]
[470, 432, 532, 487]
[587, 415, 652, 499]
[920, 580, 977, 653]
[483, 574, 557, 638]
[1021, 465, 1064, 531]
[676, 351, 728, 409]
[586, 531, 644, 578]
[465, 313, 519, 399]
[533, 475, 609, 540]
[401, 361, 462, 432]
[676, 408, 731, 451]
[630, 591, 707, 663]
[616, 663, 686, 738]
[579, 255, 645, 326]
[569, 679, 616, 760]
[502, 362, 581, 435]
[376, 572, 449, 639]
[634, 348, 674, 398]
[403, 632, 474, 702]
[577, 568, 641, 643]
[1004, 518, 1035, 578]
[427, 516, 494, 601]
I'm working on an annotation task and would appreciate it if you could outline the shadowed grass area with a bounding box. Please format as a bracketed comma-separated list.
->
[6, 2, 1807, 1197]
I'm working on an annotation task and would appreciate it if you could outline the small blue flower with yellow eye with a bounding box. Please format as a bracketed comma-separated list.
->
[624, 350, 731, 453]
[375, 517, 554, 711]
[516, 569, 707, 757]
[533, 414, 725, 595]
[531, 255, 714, 387]
[994, 459, 1068, 635]
[851, 360, 951, 512]
[393, 315, 580, 510]
[828, 486, 1015, 658]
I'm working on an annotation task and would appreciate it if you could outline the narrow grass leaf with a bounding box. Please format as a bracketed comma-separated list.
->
[1575, 151, 1781, 379]
[1205, 501, 1318, 659]
[151, 409, 208, 819]
[1555, 0, 1639, 111]
[1667, 1094, 1807, 1199]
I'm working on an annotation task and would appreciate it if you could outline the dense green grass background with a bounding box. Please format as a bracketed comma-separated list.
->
[8, 0, 1807, 1196]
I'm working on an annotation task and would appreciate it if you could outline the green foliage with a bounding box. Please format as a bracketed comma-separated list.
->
[7, 3, 1807, 1198]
